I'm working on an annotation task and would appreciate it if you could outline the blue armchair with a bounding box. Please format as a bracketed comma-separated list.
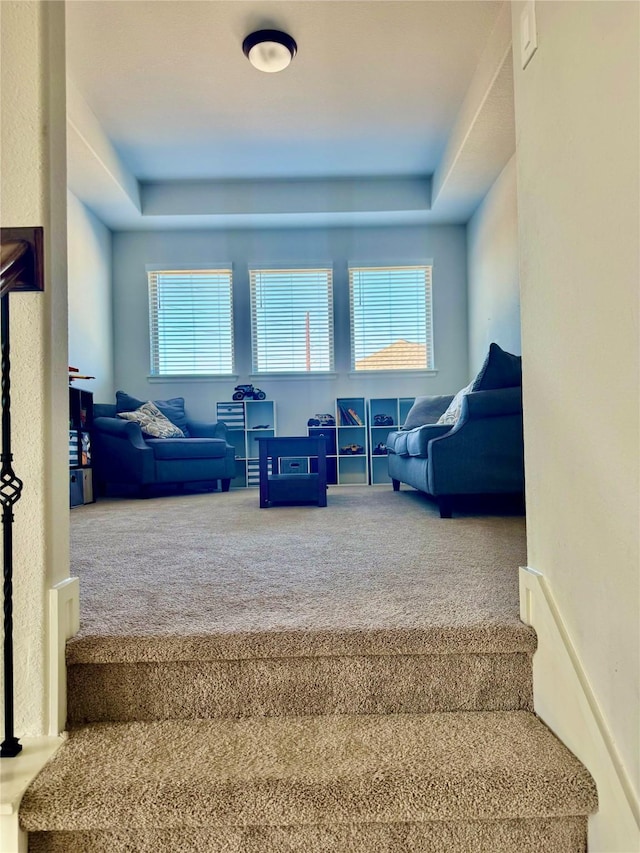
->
[92, 393, 236, 497]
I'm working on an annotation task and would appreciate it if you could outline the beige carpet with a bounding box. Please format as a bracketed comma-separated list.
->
[21, 485, 598, 851]
[26, 819, 592, 853]
[24, 711, 596, 825]
[66, 485, 536, 724]
[68, 485, 532, 661]
[22, 713, 597, 851]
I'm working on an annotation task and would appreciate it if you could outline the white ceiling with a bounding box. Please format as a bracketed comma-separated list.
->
[65, 0, 515, 230]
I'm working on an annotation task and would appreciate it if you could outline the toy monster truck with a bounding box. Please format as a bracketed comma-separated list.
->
[307, 413, 336, 427]
[232, 384, 266, 401]
[340, 443, 364, 455]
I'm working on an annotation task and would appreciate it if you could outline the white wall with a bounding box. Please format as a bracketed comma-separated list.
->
[512, 1, 639, 846]
[111, 225, 468, 432]
[467, 155, 520, 374]
[0, 0, 69, 736]
[67, 190, 114, 401]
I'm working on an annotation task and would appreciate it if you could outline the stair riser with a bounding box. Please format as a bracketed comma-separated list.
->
[67, 652, 533, 723]
[28, 817, 588, 853]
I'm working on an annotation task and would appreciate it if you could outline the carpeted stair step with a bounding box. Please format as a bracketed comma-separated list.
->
[66, 627, 536, 723]
[21, 711, 597, 853]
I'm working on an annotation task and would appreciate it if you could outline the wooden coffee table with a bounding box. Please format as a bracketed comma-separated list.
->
[257, 436, 327, 508]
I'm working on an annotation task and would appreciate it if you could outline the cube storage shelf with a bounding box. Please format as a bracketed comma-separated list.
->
[308, 397, 368, 485]
[216, 399, 276, 488]
[368, 397, 415, 485]
[218, 395, 417, 489]
[69, 386, 94, 506]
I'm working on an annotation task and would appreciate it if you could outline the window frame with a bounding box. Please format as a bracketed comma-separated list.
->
[249, 266, 335, 375]
[147, 268, 234, 378]
[348, 264, 434, 373]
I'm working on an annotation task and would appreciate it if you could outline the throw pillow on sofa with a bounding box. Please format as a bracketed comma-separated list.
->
[402, 395, 454, 430]
[472, 342, 522, 391]
[437, 343, 522, 426]
[436, 380, 475, 426]
[117, 401, 185, 438]
[116, 390, 191, 436]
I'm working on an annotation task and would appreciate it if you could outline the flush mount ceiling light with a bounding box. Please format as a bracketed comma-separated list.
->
[242, 29, 297, 73]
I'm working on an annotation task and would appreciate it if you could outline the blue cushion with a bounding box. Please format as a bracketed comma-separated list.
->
[402, 395, 453, 429]
[94, 403, 117, 418]
[116, 391, 191, 437]
[401, 424, 452, 458]
[406, 426, 433, 458]
[145, 438, 227, 460]
[386, 431, 409, 456]
[115, 391, 145, 413]
[472, 343, 522, 391]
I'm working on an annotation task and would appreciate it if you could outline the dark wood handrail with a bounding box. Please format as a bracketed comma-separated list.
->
[0, 227, 44, 298]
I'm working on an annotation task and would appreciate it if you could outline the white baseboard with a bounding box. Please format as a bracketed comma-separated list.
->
[48, 576, 80, 737]
[519, 566, 640, 852]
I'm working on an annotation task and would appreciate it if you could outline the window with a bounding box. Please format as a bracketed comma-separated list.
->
[148, 269, 234, 376]
[349, 265, 433, 371]
[250, 268, 334, 373]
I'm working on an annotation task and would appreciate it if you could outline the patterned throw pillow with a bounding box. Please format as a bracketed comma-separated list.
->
[436, 344, 522, 427]
[436, 380, 475, 426]
[117, 401, 185, 438]
[115, 391, 191, 436]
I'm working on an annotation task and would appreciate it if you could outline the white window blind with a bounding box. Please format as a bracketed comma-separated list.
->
[148, 269, 234, 375]
[250, 268, 334, 373]
[349, 265, 433, 371]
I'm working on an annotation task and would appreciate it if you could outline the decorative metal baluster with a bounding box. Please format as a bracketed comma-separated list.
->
[0, 227, 42, 759]
[1, 293, 23, 757]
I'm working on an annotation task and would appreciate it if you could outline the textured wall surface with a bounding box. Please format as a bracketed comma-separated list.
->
[67, 190, 114, 401]
[512, 0, 639, 833]
[467, 155, 520, 373]
[0, 0, 69, 736]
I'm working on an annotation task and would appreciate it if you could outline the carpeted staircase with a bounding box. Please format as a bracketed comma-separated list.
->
[19, 488, 597, 851]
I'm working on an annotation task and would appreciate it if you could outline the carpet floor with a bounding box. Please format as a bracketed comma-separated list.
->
[20, 485, 598, 851]
[67, 485, 532, 661]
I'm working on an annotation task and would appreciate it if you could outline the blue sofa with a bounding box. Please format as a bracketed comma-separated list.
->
[92, 392, 236, 497]
[386, 344, 525, 518]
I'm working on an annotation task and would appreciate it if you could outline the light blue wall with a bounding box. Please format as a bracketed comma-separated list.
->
[467, 156, 521, 374]
[112, 225, 468, 431]
[67, 190, 115, 401]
